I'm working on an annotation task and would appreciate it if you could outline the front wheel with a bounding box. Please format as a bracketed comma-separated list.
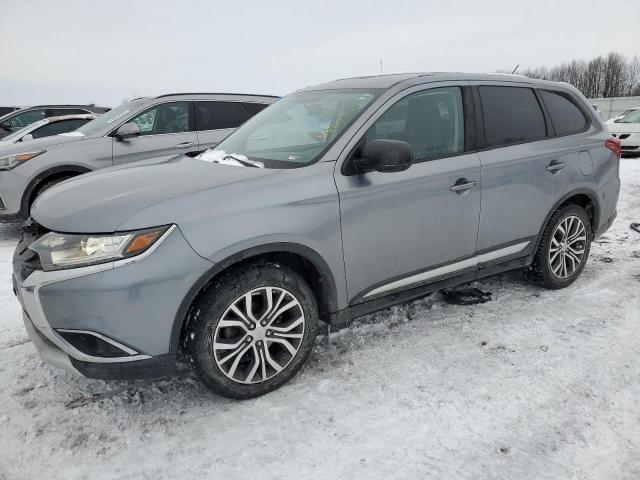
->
[184, 261, 319, 399]
[524, 205, 592, 289]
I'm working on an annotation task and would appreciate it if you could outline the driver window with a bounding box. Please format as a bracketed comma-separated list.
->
[363, 86, 465, 163]
[130, 102, 191, 136]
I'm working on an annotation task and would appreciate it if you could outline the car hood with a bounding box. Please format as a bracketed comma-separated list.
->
[32, 155, 277, 233]
[606, 122, 640, 133]
[0, 133, 83, 155]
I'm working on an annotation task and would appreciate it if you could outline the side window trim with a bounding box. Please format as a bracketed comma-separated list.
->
[106, 101, 195, 137]
[341, 82, 474, 175]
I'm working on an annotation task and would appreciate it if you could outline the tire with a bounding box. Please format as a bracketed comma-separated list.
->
[184, 260, 319, 399]
[523, 204, 592, 289]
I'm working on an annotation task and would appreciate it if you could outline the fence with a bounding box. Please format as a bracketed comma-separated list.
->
[588, 96, 640, 120]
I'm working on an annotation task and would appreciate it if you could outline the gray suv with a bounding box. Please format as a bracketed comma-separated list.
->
[0, 93, 277, 220]
[13, 73, 620, 399]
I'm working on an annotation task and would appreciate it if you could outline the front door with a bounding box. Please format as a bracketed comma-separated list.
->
[335, 86, 482, 302]
[112, 101, 199, 165]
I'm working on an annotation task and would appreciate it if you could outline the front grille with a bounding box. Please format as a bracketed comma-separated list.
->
[619, 134, 631, 140]
[621, 145, 639, 151]
[0, 195, 5, 210]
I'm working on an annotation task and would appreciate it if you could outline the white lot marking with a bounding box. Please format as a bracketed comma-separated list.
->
[1, 163, 640, 479]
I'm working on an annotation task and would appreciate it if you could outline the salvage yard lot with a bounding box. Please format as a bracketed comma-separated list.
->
[0, 162, 639, 480]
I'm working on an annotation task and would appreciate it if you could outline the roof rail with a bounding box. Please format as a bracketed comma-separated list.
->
[155, 92, 279, 99]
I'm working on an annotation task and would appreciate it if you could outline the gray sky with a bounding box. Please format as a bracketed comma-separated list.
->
[1, 0, 639, 107]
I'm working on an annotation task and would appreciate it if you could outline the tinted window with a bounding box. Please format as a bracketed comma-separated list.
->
[540, 90, 588, 135]
[31, 119, 90, 139]
[195, 101, 252, 130]
[130, 101, 191, 135]
[364, 86, 465, 162]
[48, 108, 88, 116]
[244, 103, 270, 115]
[479, 86, 546, 147]
[6, 110, 46, 129]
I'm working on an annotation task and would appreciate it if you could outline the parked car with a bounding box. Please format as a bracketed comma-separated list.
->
[0, 93, 277, 220]
[0, 114, 98, 146]
[13, 73, 620, 399]
[605, 107, 640, 157]
[0, 106, 20, 117]
[0, 105, 109, 139]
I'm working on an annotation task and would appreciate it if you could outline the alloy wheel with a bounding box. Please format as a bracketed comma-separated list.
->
[548, 215, 587, 279]
[212, 286, 305, 384]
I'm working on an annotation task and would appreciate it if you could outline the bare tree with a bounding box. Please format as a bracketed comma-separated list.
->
[521, 52, 640, 98]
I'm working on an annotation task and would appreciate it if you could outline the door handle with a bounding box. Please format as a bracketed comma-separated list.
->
[175, 142, 196, 149]
[450, 179, 478, 194]
[546, 161, 566, 173]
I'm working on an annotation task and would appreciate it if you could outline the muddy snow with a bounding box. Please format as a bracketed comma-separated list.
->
[1, 162, 639, 480]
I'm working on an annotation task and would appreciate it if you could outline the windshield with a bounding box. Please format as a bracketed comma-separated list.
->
[76, 98, 148, 136]
[618, 109, 640, 123]
[212, 89, 381, 168]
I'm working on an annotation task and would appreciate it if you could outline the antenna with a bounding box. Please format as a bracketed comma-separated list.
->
[511, 64, 520, 74]
[380, 58, 383, 74]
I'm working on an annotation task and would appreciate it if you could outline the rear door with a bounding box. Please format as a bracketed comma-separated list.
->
[194, 101, 254, 151]
[474, 84, 568, 259]
[112, 101, 199, 165]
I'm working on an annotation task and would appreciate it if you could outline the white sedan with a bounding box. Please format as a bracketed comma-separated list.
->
[0, 114, 97, 146]
[606, 108, 640, 157]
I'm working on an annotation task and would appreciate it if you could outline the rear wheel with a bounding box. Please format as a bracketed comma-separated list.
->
[184, 261, 319, 399]
[524, 205, 592, 289]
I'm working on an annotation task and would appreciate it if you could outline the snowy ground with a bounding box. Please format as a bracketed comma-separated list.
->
[1, 162, 639, 480]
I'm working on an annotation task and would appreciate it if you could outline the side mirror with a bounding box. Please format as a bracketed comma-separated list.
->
[0, 122, 12, 132]
[20, 133, 34, 142]
[357, 139, 413, 173]
[114, 122, 141, 140]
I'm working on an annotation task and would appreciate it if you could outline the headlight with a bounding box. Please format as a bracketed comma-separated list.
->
[0, 150, 46, 170]
[29, 225, 170, 271]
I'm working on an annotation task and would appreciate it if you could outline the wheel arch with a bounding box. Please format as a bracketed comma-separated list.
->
[532, 188, 600, 255]
[170, 242, 339, 354]
[21, 165, 92, 216]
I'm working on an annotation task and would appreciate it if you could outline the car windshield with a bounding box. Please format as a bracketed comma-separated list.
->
[211, 89, 381, 168]
[75, 98, 148, 136]
[618, 109, 640, 123]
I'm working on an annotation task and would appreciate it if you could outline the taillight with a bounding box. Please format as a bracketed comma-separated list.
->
[605, 137, 621, 160]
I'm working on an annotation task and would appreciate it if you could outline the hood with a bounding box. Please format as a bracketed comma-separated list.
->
[32, 155, 277, 233]
[0, 133, 83, 155]
[606, 122, 640, 134]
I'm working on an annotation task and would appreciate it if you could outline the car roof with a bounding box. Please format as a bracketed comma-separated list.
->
[303, 72, 564, 91]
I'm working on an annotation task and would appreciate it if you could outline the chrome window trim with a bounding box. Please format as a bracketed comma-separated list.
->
[363, 241, 530, 298]
[19, 225, 176, 363]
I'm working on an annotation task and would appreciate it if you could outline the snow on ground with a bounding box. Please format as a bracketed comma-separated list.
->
[0, 162, 639, 480]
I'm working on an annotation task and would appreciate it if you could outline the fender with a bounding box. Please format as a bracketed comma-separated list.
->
[169, 242, 339, 354]
[531, 187, 600, 256]
[20, 165, 92, 218]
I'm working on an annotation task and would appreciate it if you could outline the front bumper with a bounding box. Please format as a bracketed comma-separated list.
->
[0, 169, 29, 219]
[13, 224, 213, 379]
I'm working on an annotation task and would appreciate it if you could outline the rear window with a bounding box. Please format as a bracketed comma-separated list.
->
[479, 86, 546, 147]
[540, 90, 588, 135]
[195, 101, 253, 130]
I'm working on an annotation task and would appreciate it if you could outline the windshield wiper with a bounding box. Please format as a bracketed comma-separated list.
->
[223, 154, 264, 168]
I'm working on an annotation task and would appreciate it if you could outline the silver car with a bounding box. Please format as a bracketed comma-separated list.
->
[13, 73, 620, 399]
[0, 93, 277, 220]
